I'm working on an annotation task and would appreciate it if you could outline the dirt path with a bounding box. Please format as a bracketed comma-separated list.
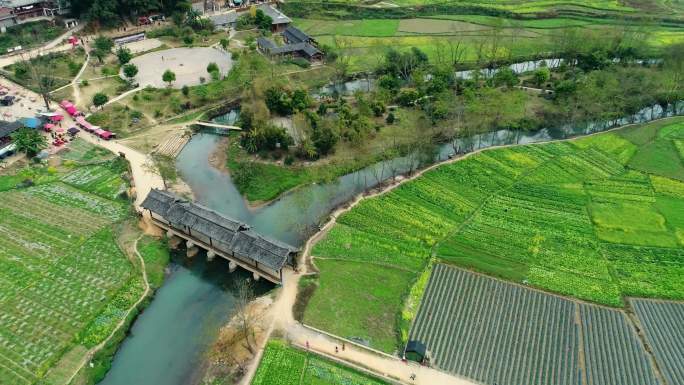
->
[78, 132, 165, 209]
[70, 48, 90, 107]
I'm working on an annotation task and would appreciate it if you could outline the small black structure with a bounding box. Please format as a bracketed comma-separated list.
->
[404, 340, 430, 364]
[141, 189, 299, 284]
[1, 95, 15, 106]
[283, 26, 316, 45]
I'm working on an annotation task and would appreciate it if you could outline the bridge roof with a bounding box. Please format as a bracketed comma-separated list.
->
[141, 189, 298, 271]
[140, 188, 177, 215]
[231, 230, 297, 270]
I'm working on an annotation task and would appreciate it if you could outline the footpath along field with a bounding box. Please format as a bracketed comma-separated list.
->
[306, 118, 684, 354]
[251, 340, 390, 385]
[0, 152, 142, 384]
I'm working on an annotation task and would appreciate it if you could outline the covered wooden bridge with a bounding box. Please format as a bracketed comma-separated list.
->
[141, 189, 298, 284]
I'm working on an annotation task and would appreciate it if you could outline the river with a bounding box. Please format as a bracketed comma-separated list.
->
[99, 97, 682, 384]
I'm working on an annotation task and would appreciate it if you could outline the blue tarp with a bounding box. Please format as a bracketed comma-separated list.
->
[20, 117, 41, 129]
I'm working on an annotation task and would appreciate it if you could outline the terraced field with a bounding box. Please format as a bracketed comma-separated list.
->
[631, 299, 684, 385]
[409, 265, 661, 385]
[251, 340, 390, 385]
[307, 118, 684, 352]
[0, 167, 138, 384]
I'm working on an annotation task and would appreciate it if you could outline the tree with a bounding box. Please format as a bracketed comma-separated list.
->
[85, 0, 118, 27]
[220, 38, 229, 50]
[207, 62, 219, 74]
[182, 85, 190, 97]
[254, 9, 272, 31]
[19, 53, 57, 110]
[92, 36, 114, 64]
[93, 92, 109, 108]
[207, 62, 220, 80]
[123, 63, 138, 82]
[11, 128, 46, 156]
[311, 120, 339, 156]
[533, 67, 551, 88]
[492, 68, 519, 88]
[162, 69, 176, 87]
[116, 47, 132, 65]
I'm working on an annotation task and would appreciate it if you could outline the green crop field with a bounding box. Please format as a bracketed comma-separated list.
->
[286, 0, 684, 16]
[408, 264, 659, 385]
[307, 117, 684, 352]
[251, 340, 390, 385]
[292, 16, 684, 70]
[0, 164, 139, 384]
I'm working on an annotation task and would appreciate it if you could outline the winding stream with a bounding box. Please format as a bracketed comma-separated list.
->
[99, 97, 682, 384]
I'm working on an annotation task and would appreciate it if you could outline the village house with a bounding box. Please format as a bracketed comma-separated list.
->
[0, 0, 67, 30]
[257, 25, 323, 62]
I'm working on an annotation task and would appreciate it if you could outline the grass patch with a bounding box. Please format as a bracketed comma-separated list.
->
[0, 20, 65, 53]
[303, 258, 416, 353]
[137, 236, 170, 289]
[4, 48, 86, 92]
[87, 102, 151, 138]
[252, 339, 390, 385]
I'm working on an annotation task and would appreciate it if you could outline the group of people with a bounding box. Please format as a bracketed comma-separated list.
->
[304, 340, 418, 382]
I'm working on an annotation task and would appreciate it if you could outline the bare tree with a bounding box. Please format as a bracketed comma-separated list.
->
[232, 279, 261, 355]
[333, 36, 353, 80]
[18, 52, 58, 110]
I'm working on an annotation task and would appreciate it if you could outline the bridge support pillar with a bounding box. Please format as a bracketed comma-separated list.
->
[168, 235, 182, 249]
[252, 272, 261, 281]
[207, 250, 216, 261]
[166, 230, 174, 238]
[187, 246, 199, 258]
[228, 261, 237, 272]
[186, 240, 195, 248]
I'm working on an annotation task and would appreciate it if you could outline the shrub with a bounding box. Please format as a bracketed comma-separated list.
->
[68, 60, 81, 76]
[93, 92, 109, 108]
[130, 110, 143, 120]
[207, 62, 219, 73]
[386, 112, 395, 124]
